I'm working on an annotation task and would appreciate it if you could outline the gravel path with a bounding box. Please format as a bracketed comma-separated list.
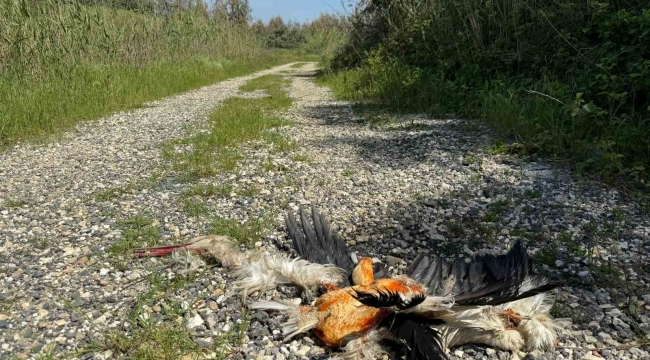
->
[1, 62, 649, 360]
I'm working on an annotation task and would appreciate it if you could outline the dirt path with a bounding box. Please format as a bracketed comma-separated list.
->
[1, 63, 648, 360]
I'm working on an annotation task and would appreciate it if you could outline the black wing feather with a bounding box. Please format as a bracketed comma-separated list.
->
[285, 205, 356, 286]
[408, 240, 560, 306]
[351, 288, 426, 310]
[381, 313, 448, 360]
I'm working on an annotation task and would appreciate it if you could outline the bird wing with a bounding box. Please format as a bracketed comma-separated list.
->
[380, 313, 448, 360]
[285, 205, 357, 287]
[407, 240, 560, 306]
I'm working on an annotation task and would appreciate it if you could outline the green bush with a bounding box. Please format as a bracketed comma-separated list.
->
[252, 16, 306, 49]
[327, 0, 650, 191]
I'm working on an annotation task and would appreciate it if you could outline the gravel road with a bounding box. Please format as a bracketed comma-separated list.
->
[1, 62, 649, 360]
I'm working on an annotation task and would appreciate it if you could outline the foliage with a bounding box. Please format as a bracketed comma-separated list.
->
[252, 16, 306, 49]
[327, 0, 650, 195]
[301, 13, 349, 67]
[213, 0, 251, 25]
[252, 12, 348, 61]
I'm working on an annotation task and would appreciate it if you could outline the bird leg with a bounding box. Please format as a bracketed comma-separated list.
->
[132, 243, 196, 257]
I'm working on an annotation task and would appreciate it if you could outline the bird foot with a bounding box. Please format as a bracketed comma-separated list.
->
[132, 243, 197, 258]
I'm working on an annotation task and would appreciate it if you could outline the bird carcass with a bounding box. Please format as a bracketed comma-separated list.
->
[134, 205, 562, 360]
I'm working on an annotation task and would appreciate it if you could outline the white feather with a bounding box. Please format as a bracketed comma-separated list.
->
[187, 235, 345, 297]
[498, 293, 560, 351]
[330, 328, 388, 360]
[250, 300, 318, 340]
[434, 293, 559, 352]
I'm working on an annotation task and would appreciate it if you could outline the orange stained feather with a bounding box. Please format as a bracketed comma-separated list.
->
[321, 282, 341, 292]
[503, 308, 522, 330]
[354, 277, 426, 300]
[308, 277, 427, 348]
[312, 287, 390, 347]
[351, 257, 374, 286]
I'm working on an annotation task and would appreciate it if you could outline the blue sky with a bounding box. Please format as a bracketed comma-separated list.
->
[249, 0, 349, 23]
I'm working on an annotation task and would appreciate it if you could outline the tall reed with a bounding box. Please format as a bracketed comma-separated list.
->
[0, 0, 292, 146]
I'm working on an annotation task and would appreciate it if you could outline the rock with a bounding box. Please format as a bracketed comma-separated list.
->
[186, 313, 204, 330]
[429, 234, 446, 242]
[597, 332, 612, 341]
[296, 345, 310, 356]
[584, 335, 597, 343]
[195, 337, 213, 349]
[385, 255, 403, 267]
[612, 318, 630, 329]
[581, 355, 602, 360]
[206, 314, 218, 330]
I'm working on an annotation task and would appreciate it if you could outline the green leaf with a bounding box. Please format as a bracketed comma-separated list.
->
[629, 303, 638, 316]
[583, 103, 597, 113]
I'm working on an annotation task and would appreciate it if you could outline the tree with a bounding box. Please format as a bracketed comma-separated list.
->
[213, 0, 251, 25]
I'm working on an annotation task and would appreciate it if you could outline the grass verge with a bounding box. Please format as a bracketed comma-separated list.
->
[163, 75, 295, 181]
[1, 51, 307, 149]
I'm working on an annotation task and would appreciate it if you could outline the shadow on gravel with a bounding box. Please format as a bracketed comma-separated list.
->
[301, 102, 491, 171]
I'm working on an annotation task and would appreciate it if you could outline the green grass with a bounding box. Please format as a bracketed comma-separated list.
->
[109, 215, 161, 269]
[482, 199, 510, 223]
[209, 216, 271, 248]
[181, 198, 210, 217]
[291, 154, 312, 163]
[90, 173, 164, 201]
[444, 221, 465, 237]
[91, 321, 201, 360]
[2, 199, 26, 209]
[239, 74, 290, 93]
[183, 183, 233, 198]
[2, 53, 307, 149]
[239, 184, 260, 198]
[163, 75, 295, 181]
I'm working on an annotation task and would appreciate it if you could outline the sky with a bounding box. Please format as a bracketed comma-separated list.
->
[248, 0, 350, 23]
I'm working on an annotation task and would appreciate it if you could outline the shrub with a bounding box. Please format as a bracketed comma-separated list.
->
[328, 0, 650, 192]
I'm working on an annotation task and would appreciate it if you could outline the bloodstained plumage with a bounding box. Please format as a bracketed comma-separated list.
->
[135, 205, 562, 359]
